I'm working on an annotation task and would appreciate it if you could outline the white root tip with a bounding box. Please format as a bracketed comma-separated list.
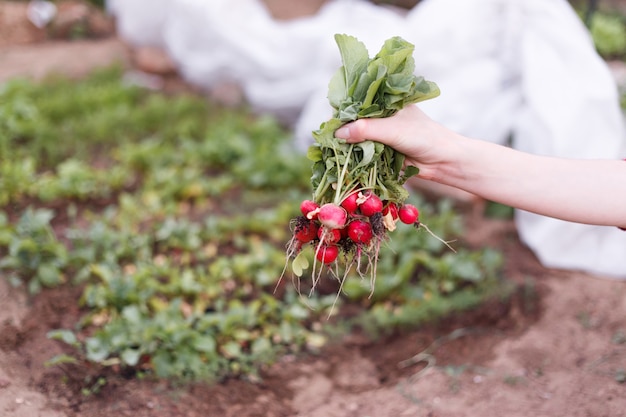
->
[420, 223, 456, 253]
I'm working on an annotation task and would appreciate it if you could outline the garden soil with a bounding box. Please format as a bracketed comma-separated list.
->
[1, 1, 626, 416]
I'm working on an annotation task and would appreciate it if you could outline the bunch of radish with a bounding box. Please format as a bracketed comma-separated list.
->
[286, 191, 421, 280]
[281, 34, 445, 298]
[299, 195, 420, 262]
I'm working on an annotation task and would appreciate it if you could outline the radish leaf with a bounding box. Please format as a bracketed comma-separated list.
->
[310, 34, 440, 207]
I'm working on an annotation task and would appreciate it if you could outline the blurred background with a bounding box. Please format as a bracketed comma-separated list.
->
[1, 1, 626, 416]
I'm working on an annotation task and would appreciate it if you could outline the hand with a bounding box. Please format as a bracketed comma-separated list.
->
[334, 105, 462, 181]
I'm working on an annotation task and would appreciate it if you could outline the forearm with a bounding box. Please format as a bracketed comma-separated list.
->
[334, 106, 626, 227]
[428, 136, 626, 228]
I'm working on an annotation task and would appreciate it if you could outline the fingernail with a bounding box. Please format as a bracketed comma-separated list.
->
[335, 126, 349, 138]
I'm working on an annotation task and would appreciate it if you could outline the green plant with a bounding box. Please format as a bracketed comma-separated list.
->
[1, 68, 506, 382]
[0, 208, 68, 293]
[589, 11, 626, 58]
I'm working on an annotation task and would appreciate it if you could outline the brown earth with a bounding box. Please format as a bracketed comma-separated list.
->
[1, 1, 626, 417]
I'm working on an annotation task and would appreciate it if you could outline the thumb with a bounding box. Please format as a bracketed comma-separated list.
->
[334, 118, 395, 146]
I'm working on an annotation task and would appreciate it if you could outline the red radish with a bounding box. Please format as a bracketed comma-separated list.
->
[294, 219, 318, 243]
[300, 200, 320, 220]
[398, 204, 419, 224]
[316, 244, 339, 264]
[340, 191, 359, 214]
[317, 203, 347, 229]
[382, 202, 399, 220]
[340, 224, 350, 239]
[359, 192, 383, 217]
[347, 220, 373, 244]
[318, 226, 342, 244]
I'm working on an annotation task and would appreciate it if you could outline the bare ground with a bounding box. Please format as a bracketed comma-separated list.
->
[1, 1, 626, 416]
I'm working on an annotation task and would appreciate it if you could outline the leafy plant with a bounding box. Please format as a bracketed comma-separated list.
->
[589, 11, 626, 58]
[1, 68, 506, 382]
[0, 208, 67, 293]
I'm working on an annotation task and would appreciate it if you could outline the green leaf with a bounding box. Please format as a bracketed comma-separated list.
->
[375, 36, 415, 75]
[251, 337, 272, 356]
[85, 337, 110, 362]
[37, 264, 62, 287]
[44, 354, 79, 367]
[352, 65, 378, 106]
[122, 305, 143, 324]
[410, 78, 441, 104]
[327, 68, 347, 111]
[385, 72, 415, 96]
[400, 165, 420, 184]
[220, 341, 242, 359]
[47, 329, 78, 346]
[354, 141, 376, 169]
[357, 105, 384, 119]
[310, 160, 326, 189]
[362, 64, 387, 108]
[312, 118, 343, 148]
[306, 145, 323, 162]
[193, 335, 217, 353]
[152, 351, 173, 378]
[121, 348, 141, 366]
[337, 102, 361, 122]
[334, 34, 370, 100]
[448, 254, 483, 282]
[291, 250, 309, 277]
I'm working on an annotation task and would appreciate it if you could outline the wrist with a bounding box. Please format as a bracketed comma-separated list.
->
[416, 130, 469, 186]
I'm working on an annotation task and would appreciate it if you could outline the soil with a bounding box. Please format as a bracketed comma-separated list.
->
[1, 1, 626, 417]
